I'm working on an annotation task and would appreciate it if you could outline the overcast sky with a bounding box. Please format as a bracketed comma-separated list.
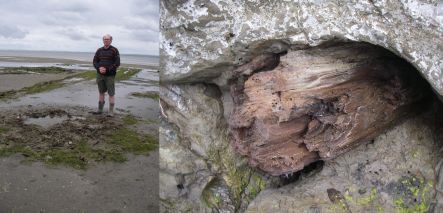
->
[0, 0, 158, 55]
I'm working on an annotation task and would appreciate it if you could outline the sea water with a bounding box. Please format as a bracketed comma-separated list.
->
[0, 50, 159, 67]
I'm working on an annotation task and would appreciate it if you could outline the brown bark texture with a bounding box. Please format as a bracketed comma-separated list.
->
[229, 43, 429, 176]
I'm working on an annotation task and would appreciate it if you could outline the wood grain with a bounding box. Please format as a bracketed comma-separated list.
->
[229, 43, 429, 175]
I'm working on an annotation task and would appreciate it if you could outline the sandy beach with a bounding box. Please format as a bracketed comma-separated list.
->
[0, 56, 159, 212]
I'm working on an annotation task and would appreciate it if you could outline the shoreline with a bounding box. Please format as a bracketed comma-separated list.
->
[0, 57, 158, 94]
[0, 56, 159, 70]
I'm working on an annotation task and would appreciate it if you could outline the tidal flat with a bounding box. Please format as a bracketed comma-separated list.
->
[0, 56, 160, 212]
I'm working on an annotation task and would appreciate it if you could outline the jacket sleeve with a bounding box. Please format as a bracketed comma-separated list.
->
[93, 49, 100, 71]
[113, 48, 120, 70]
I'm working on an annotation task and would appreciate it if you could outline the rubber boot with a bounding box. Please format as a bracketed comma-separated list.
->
[93, 101, 104, 114]
[108, 103, 115, 117]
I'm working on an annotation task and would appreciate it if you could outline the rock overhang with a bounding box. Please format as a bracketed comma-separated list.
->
[159, 0, 443, 211]
[160, 0, 443, 97]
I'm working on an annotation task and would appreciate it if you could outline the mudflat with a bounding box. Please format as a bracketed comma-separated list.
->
[0, 153, 159, 212]
[0, 73, 71, 92]
[0, 57, 159, 212]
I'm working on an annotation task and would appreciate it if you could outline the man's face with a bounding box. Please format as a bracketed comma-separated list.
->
[103, 37, 112, 46]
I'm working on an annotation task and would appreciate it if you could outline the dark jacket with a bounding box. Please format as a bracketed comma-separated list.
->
[93, 45, 120, 76]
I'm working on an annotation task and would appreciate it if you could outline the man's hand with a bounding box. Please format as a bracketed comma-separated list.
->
[99, 67, 106, 74]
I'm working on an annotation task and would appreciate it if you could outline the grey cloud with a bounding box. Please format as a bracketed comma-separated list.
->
[0, 0, 159, 55]
[57, 28, 92, 41]
[123, 0, 159, 39]
[42, 11, 88, 26]
[123, 16, 158, 32]
[131, 29, 158, 42]
[121, 1, 159, 44]
[132, 0, 159, 14]
[0, 0, 91, 16]
[51, 2, 92, 12]
[0, 25, 28, 39]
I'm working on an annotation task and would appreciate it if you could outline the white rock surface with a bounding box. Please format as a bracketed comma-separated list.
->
[161, 0, 443, 96]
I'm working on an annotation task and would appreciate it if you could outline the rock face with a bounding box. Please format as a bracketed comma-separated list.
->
[160, 0, 443, 212]
[159, 84, 266, 212]
[229, 42, 430, 176]
[160, 0, 443, 97]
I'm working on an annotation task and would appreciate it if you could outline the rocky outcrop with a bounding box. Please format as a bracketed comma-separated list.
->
[160, 0, 443, 212]
[160, 0, 442, 97]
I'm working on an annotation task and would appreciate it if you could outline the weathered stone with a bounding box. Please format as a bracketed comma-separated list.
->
[160, 0, 443, 97]
[159, 83, 267, 212]
[201, 177, 236, 212]
[229, 42, 430, 175]
[306, 206, 321, 213]
[160, 83, 224, 158]
[159, 0, 443, 212]
[247, 114, 441, 212]
[437, 159, 443, 193]
[159, 84, 223, 212]
[159, 122, 212, 212]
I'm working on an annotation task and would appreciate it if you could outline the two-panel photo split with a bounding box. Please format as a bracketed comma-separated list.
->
[0, 0, 442, 213]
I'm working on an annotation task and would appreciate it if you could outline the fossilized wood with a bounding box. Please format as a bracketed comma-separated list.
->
[229, 43, 429, 176]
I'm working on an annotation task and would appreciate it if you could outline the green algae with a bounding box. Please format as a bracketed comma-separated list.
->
[344, 188, 379, 206]
[0, 80, 65, 100]
[74, 71, 97, 80]
[1, 66, 67, 74]
[201, 178, 226, 210]
[74, 67, 141, 81]
[0, 123, 158, 170]
[24, 80, 65, 94]
[109, 128, 158, 155]
[115, 68, 141, 81]
[206, 141, 266, 212]
[160, 198, 194, 213]
[0, 127, 9, 134]
[0, 142, 125, 170]
[131, 91, 159, 100]
[122, 114, 139, 125]
[393, 176, 432, 213]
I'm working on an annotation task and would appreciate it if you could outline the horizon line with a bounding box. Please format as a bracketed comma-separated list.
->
[0, 48, 159, 57]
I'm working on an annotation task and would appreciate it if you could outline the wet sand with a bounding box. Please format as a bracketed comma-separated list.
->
[0, 57, 159, 212]
[1, 70, 159, 120]
[0, 73, 71, 92]
[0, 153, 158, 213]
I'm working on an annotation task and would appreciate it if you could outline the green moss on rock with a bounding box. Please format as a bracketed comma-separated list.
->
[206, 141, 266, 212]
[393, 176, 432, 213]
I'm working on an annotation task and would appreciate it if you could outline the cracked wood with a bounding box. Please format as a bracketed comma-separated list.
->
[229, 43, 429, 175]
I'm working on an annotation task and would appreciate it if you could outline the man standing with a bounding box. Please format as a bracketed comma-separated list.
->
[93, 34, 120, 116]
